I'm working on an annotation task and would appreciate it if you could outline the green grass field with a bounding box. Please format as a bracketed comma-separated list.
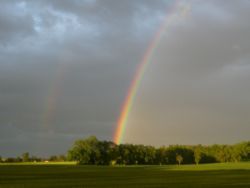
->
[0, 162, 249, 188]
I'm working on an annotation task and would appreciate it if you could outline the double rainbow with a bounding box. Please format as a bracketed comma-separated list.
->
[42, 1, 190, 143]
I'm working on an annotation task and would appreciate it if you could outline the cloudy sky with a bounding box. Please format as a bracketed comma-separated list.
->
[0, 0, 250, 157]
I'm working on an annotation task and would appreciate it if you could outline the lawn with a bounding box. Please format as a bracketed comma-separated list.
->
[0, 162, 249, 188]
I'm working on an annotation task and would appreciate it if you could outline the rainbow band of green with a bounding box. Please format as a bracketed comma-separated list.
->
[113, 1, 190, 144]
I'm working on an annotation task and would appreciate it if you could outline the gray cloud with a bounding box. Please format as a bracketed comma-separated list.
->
[0, 0, 170, 157]
[124, 0, 250, 146]
[0, 0, 249, 157]
[0, 2, 35, 44]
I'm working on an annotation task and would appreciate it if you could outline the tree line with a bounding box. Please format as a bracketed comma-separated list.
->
[0, 153, 66, 163]
[1, 136, 249, 165]
[67, 136, 250, 165]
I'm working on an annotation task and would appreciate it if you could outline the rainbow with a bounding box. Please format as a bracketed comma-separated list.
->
[43, 62, 69, 130]
[113, 1, 191, 144]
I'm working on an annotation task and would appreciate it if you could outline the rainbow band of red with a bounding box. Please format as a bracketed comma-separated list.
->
[113, 1, 190, 144]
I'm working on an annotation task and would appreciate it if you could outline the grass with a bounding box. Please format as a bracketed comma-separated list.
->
[0, 161, 76, 166]
[0, 162, 249, 188]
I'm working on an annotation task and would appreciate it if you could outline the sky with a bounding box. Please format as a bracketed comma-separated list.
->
[0, 0, 250, 157]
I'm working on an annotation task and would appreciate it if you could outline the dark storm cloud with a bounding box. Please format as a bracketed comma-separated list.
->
[0, 2, 35, 44]
[0, 0, 170, 156]
[0, 0, 249, 157]
[125, 0, 250, 145]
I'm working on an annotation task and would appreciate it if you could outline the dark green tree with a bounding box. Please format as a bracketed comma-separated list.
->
[68, 136, 101, 164]
[67, 136, 250, 165]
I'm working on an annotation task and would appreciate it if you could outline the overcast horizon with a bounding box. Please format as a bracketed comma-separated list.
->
[1, 0, 250, 157]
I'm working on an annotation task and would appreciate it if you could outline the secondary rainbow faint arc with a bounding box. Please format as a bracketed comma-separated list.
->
[113, 1, 190, 144]
[43, 62, 68, 130]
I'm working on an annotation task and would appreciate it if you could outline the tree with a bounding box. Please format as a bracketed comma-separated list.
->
[67, 136, 101, 164]
[49, 155, 66, 162]
[176, 154, 183, 165]
[194, 147, 202, 165]
[30, 156, 42, 162]
[67, 136, 249, 165]
[58, 155, 66, 162]
[22, 152, 30, 162]
[97, 141, 116, 165]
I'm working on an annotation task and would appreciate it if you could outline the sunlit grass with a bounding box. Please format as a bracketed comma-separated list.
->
[0, 162, 249, 187]
[0, 161, 77, 165]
